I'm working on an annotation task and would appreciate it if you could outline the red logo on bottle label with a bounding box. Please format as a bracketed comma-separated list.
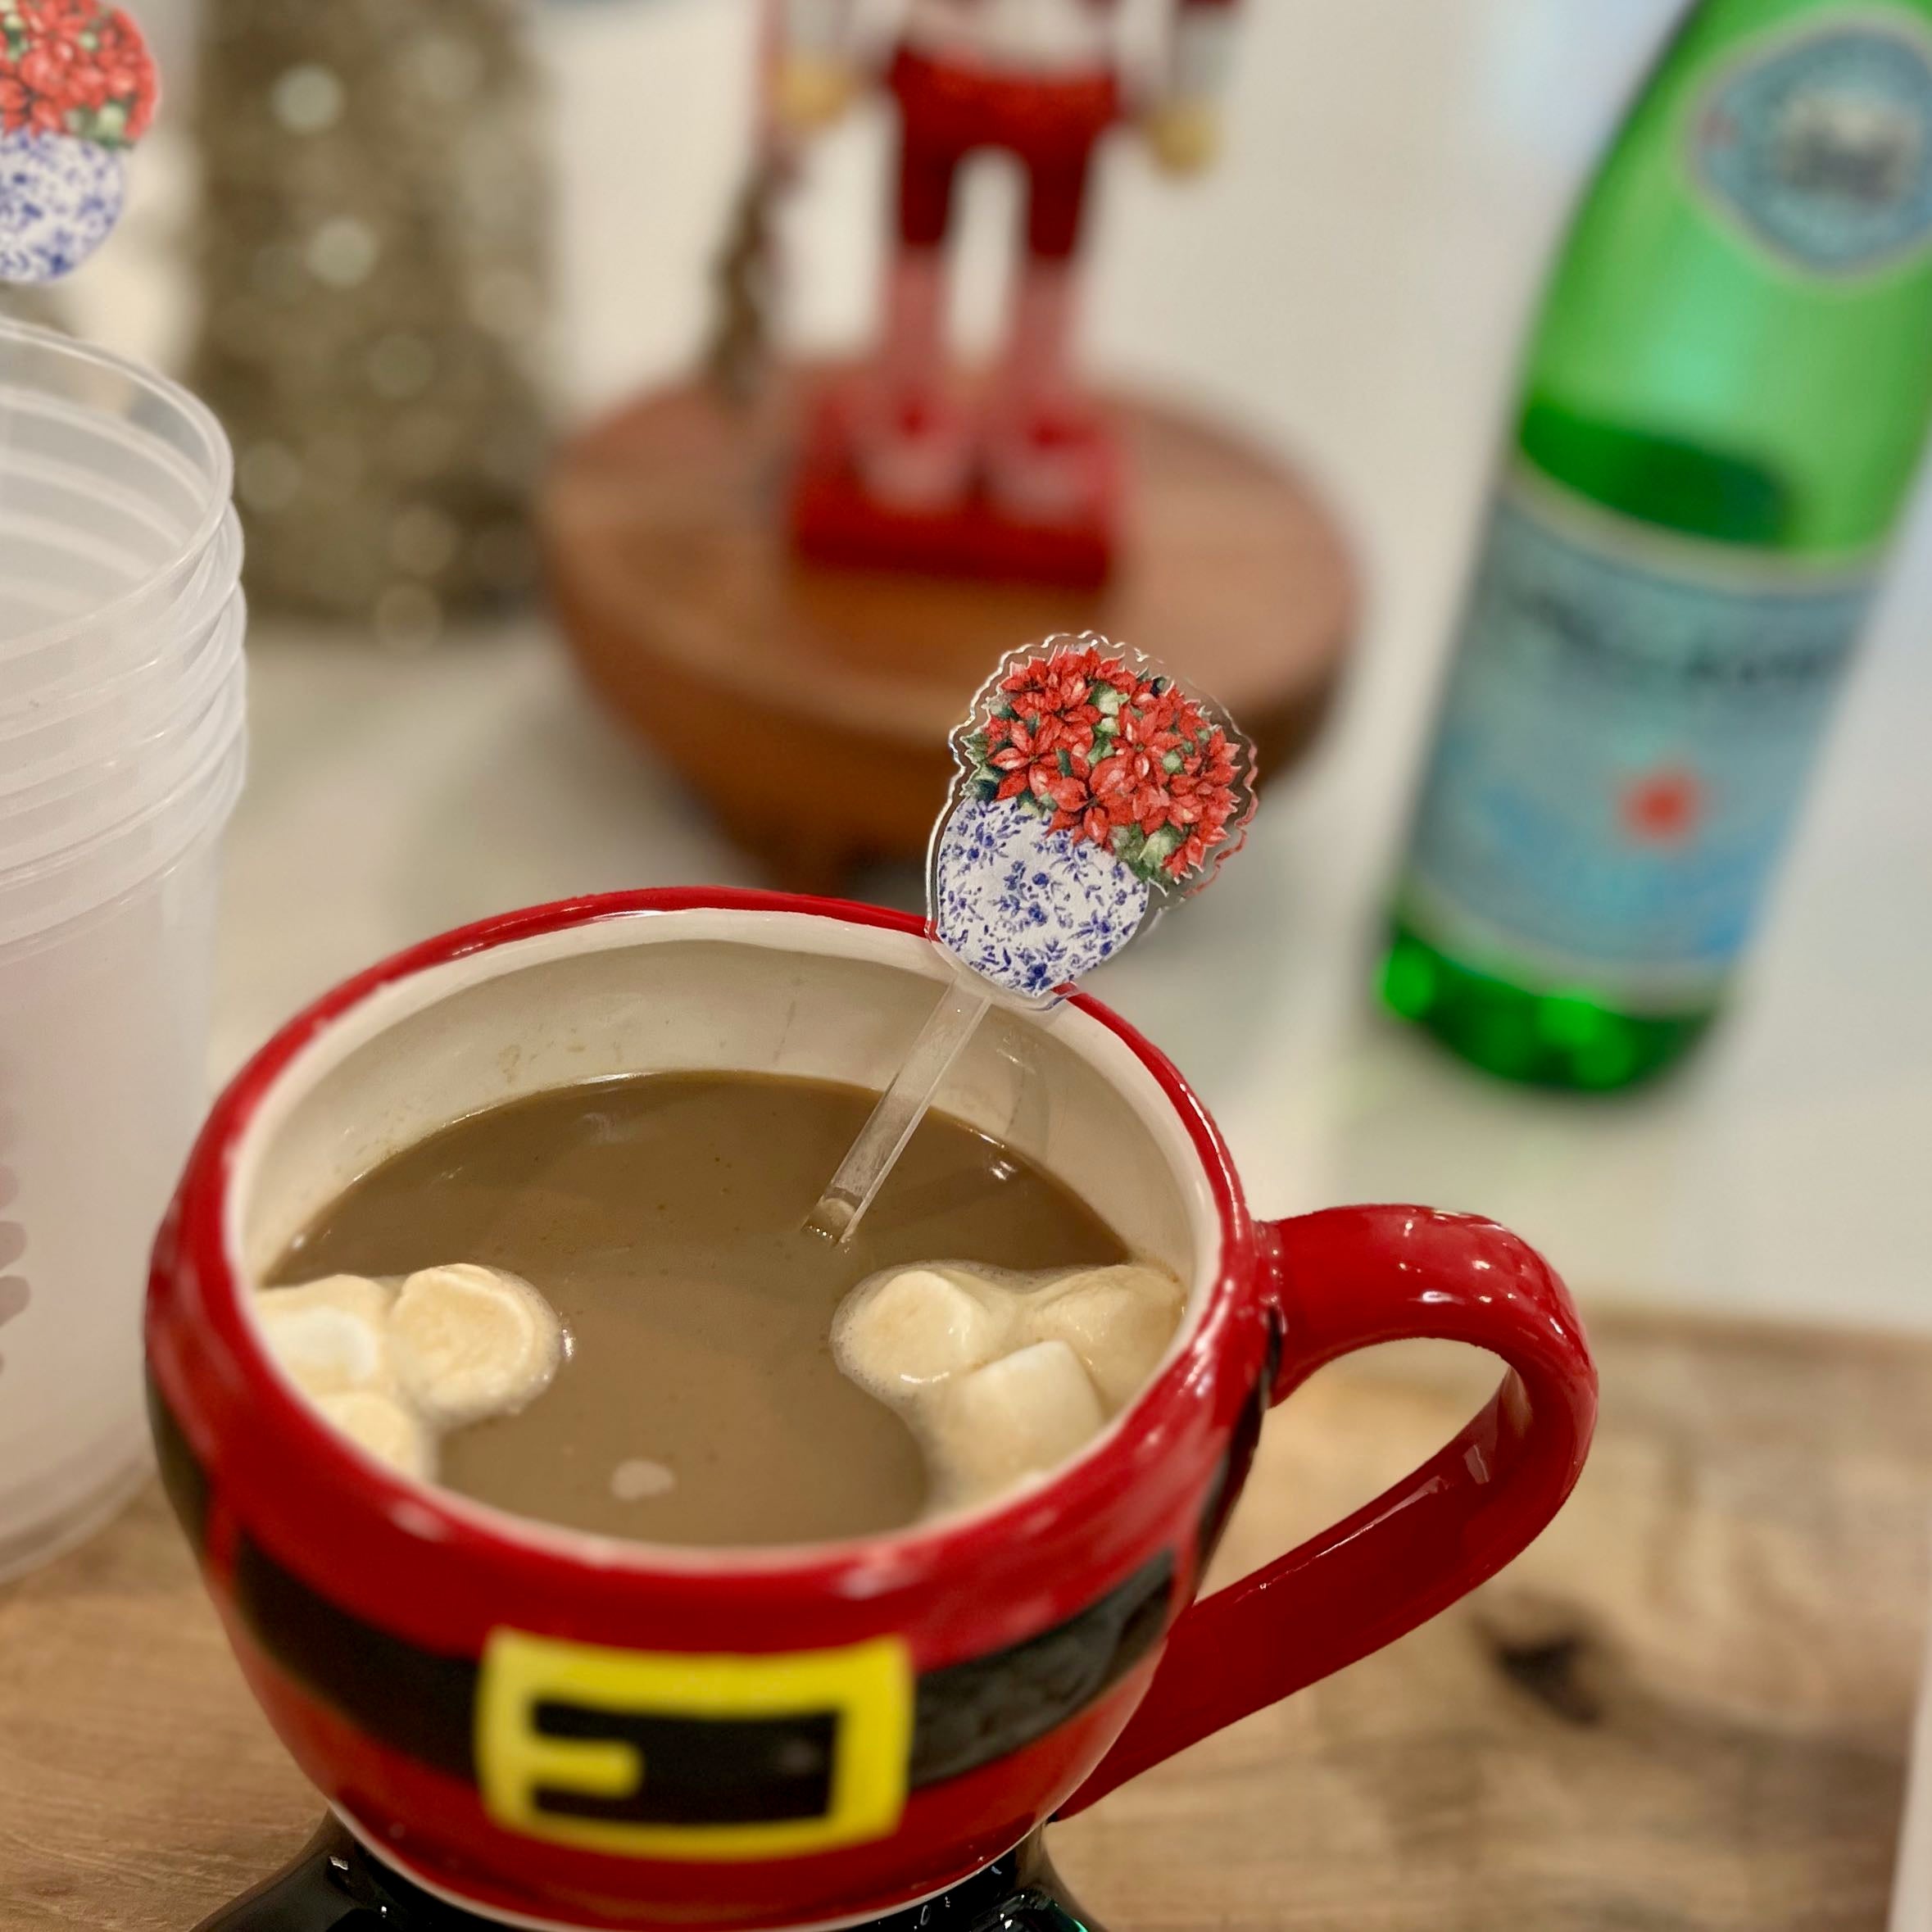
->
[1621, 768, 1704, 845]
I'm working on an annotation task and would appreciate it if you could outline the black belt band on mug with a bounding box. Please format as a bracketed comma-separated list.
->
[152, 1383, 1179, 1830]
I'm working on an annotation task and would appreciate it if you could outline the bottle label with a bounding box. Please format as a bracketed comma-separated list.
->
[1692, 13, 1932, 277]
[1402, 469, 1875, 1009]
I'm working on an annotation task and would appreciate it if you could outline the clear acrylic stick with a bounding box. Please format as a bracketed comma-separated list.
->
[806, 977, 994, 1243]
[810, 633, 1259, 1244]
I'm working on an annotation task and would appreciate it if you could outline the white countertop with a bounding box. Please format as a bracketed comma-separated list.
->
[189, 0, 1932, 1329]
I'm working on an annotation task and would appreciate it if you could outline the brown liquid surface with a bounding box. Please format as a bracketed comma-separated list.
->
[270, 1073, 1127, 1547]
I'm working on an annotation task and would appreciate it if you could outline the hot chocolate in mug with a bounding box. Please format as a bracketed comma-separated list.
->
[147, 891, 1597, 1932]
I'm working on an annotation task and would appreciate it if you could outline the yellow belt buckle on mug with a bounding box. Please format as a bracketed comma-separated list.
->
[476, 1629, 915, 1862]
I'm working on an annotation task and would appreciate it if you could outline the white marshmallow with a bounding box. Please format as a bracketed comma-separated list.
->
[610, 1458, 678, 1503]
[1022, 1266, 1186, 1410]
[389, 1263, 565, 1427]
[256, 1275, 396, 1398]
[830, 1255, 1186, 1520]
[316, 1390, 434, 1481]
[834, 1266, 1014, 1395]
[926, 1340, 1108, 1507]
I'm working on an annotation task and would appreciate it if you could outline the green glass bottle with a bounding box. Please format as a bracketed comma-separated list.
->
[1384, 0, 1932, 1088]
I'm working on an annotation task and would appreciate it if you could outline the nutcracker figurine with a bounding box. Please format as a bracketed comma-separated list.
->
[543, 0, 1355, 888]
[782, 0, 1241, 584]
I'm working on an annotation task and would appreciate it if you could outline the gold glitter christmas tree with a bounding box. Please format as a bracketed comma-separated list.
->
[192, 0, 549, 645]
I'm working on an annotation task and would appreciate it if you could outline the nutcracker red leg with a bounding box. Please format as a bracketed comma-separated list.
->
[789, 56, 1124, 585]
[878, 252, 947, 403]
[984, 134, 1112, 524]
[850, 106, 974, 510]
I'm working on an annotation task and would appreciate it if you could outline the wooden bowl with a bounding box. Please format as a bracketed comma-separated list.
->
[542, 371, 1358, 891]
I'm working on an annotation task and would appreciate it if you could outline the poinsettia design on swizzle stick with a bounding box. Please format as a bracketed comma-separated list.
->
[810, 633, 1256, 1240]
[0, 0, 157, 283]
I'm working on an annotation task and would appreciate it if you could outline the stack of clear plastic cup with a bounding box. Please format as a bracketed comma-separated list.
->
[0, 320, 246, 1581]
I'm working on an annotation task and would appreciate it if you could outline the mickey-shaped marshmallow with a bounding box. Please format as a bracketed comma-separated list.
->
[834, 1259, 1186, 1515]
[254, 1264, 565, 1480]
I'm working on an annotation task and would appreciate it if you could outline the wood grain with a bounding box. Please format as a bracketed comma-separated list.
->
[3, 1311, 1927, 1931]
[542, 375, 1358, 892]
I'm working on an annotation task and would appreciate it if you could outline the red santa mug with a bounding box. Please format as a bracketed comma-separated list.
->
[146, 890, 1596, 1932]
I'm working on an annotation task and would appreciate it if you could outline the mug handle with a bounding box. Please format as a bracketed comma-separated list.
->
[1060, 1204, 1597, 1815]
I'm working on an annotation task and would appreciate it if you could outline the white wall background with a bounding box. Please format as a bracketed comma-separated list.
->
[79, 0, 1932, 1327]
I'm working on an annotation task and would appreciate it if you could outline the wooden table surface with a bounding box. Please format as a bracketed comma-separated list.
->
[5, 1309, 1929, 1932]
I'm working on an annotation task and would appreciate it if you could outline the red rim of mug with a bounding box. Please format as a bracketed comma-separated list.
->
[168, 887, 1263, 1590]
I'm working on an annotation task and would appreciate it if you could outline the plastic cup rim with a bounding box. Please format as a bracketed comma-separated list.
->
[0, 319, 234, 663]
[0, 654, 243, 864]
[0, 728, 243, 959]
[0, 673, 244, 900]
[0, 589, 243, 787]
